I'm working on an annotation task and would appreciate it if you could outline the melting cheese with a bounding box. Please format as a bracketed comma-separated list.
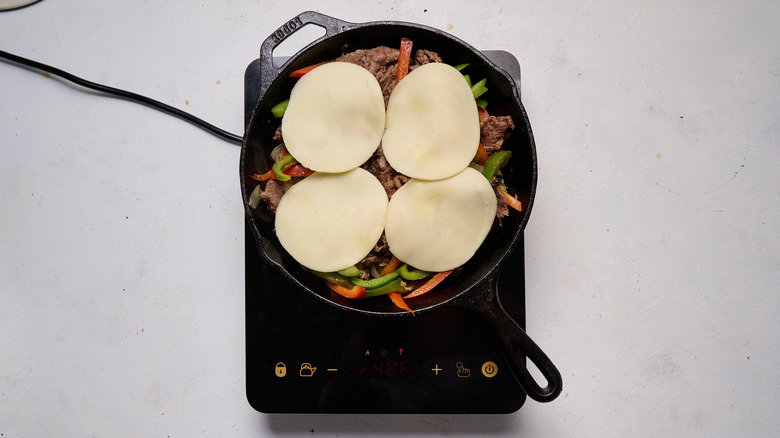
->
[274, 168, 388, 272]
[384, 167, 497, 272]
[382, 62, 480, 180]
[281, 62, 386, 173]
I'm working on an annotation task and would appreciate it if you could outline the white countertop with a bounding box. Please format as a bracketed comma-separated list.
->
[2, 1, 779, 436]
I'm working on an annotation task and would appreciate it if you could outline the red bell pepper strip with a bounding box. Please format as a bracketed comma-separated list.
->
[404, 269, 453, 299]
[325, 281, 366, 299]
[283, 164, 314, 177]
[397, 38, 413, 82]
[388, 292, 414, 315]
[250, 161, 313, 182]
[289, 61, 330, 78]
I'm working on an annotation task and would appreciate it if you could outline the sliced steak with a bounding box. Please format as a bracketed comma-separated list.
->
[337, 46, 400, 106]
[272, 125, 283, 143]
[257, 179, 285, 213]
[414, 49, 442, 65]
[337, 46, 443, 106]
[495, 187, 509, 223]
[336, 46, 400, 76]
[480, 115, 515, 153]
[357, 232, 392, 269]
[361, 145, 409, 196]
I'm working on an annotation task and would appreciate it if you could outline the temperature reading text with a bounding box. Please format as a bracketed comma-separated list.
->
[360, 360, 411, 377]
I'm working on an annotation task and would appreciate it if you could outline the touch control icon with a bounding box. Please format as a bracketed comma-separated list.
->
[456, 362, 471, 378]
[481, 361, 498, 378]
[299, 363, 317, 377]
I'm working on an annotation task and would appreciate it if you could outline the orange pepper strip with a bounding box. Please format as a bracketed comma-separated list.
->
[497, 186, 523, 212]
[475, 143, 489, 165]
[381, 256, 402, 276]
[325, 281, 366, 299]
[250, 169, 275, 181]
[388, 292, 414, 315]
[478, 106, 490, 123]
[475, 107, 490, 165]
[397, 38, 413, 82]
[289, 61, 330, 78]
[404, 269, 454, 299]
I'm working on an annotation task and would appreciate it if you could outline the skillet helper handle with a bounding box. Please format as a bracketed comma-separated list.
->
[258, 11, 356, 94]
[467, 276, 563, 403]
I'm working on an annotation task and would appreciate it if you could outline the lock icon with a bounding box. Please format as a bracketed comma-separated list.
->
[275, 362, 287, 377]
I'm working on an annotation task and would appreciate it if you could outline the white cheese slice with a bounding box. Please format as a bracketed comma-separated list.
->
[385, 167, 497, 272]
[382, 62, 480, 180]
[281, 62, 386, 173]
[274, 168, 388, 272]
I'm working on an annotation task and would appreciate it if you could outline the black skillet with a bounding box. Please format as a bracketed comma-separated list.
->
[240, 11, 562, 403]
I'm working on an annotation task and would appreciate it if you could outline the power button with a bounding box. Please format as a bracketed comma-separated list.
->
[481, 361, 498, 378]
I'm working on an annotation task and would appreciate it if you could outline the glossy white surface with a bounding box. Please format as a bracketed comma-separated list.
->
[2, 1, 778, 436]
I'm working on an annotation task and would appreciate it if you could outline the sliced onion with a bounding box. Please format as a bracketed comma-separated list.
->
[270, 144, 287, 162]
[248, 185, 262, 209]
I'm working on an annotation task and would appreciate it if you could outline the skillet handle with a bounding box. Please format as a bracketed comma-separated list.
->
[258, 11, 356, 95]
[456, 274, 563, 403]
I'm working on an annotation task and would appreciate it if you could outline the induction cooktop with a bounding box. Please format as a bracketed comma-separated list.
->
[244, 51, 529, 414]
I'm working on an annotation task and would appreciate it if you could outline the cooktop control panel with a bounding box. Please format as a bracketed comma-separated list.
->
[245, 228, 527, 414]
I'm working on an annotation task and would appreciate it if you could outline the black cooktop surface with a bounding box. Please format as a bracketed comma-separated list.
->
[245, 51, 529, 414]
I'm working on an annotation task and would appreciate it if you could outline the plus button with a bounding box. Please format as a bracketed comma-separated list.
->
[431, 364, 442, 375]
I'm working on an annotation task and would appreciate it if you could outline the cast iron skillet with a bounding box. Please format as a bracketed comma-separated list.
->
[240, 11, 562, 403]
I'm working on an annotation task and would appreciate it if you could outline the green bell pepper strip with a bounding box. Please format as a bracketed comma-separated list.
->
[337, 266, 361, 277]
[463, 74, 472, 87]
[310, 270, 353, 288]
[482, 150, 512, 181]
[453, 62, 470, 71]
[272, 153, 296, 182]
[471, 78, 488, 99]
[362, 278, 407, 298]
[399, 264, 432, 281]
[271, 99, 289, 118]
[476, 99, 488, 110]
[351, 270, 401, 289]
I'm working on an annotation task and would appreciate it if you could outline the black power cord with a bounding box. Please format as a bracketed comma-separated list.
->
[0, 49, 243, 145]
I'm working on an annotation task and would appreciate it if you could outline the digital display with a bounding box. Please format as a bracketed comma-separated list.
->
[360, 359, 413, 377]
[358, 348, 414, 378]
